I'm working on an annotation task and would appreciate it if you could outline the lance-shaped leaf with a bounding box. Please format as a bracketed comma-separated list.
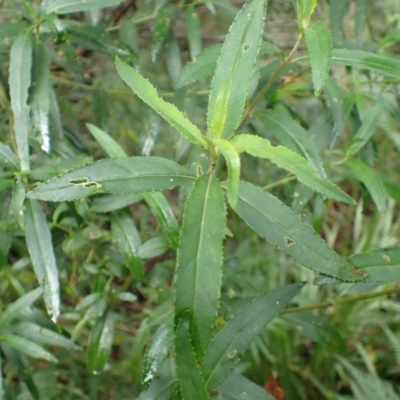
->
[304, 21, 332, 96]
[233, 181, 365, 281]
[9, 30, 32, 171]
[31, 40, 51, 153]
[142, 192, 180, 249]
[258, 108, 326, 178]
[0, 287, 42, 330]
[185, 5, 202, 60]
[207, 0, 266, 139]
[174, 174, 226, 360]
[346, 104, 383, 157]
[175, 313, 210, 400]
[151, 4, 176, 62]
[43, 0, 124, 14]
[175, 44, 222, 89]
[86, 123, 126, 158]
[232, 134, 355, 204]
[87, 311, 115, 374]
[25, 199, 60, 321]
[115, 57, 207, 148]
[0, 334, 57, 363]
[27, 157, 196, 202]
[346, 158, 388, 213]
[214, 139, 240, 208]
[111, 212, 141, 256]
[218, 374, 275, 400]
[137, 377, 177, 400]
[332, 48, 400, 79]
[141, 324, 174, 388]
[317, 246, 400, 284]
[0, 143, 19, 170]
[202, 282, 304, 390]
[283, 312, 347, 353]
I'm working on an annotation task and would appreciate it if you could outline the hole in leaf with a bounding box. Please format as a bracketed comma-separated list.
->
[227, 349, 237, 358]
[242, 44, 251, 52]
[69, 177, 90, 185]
[285, 237, 295, 247]
[383, 255, 391, 262]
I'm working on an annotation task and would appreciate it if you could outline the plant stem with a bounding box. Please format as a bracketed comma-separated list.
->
[263, 175, 296, 190]
[282, 284, 400, 314]
[241, 33, 303, 123]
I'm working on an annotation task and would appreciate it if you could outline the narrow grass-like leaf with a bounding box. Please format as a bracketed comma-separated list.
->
[86, 123, 126, 158]
[233, 181, 365, 281]
[214, 139, 240, 208]
[346, 104, 383, 157]
[283, 312, 347, 353]
[0, 143, 19, 170]
[87, 311, 115, 374]
[43, 0, 123, 14]
[304, 21, 332, 96]
[218, 374, 275, 400]
[232, 134, 355, 204]
[31, 41, 51, 153]
[25, 199, 60, 321]
[347, 159, 388, 212]
[185, 5, 202, 60]
[9, 30, 32, 171]
[115, 57, 207, 148]
[0, 287, 42, 330]
[202, 282, 304, 390]
[111, 212, 141, 255]
[11, 322, 80, 350]
[27, 157, 196, 202]
[175, 314, 209, 400]
[174, 174, 226, 360]
[332, 48, 400, 78]
[141, 324, 174, 388]
[207, 0, 266, 139]
[174, 44, 222, 89]
[258, 108, 326, 178]
[137, 377, 177, 400]
[151, 4, 176, 62]
[0, 334, 57, 363]
[142, 192, 179, 249]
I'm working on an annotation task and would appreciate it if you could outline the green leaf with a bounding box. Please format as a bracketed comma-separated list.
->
[115, 57, 207, 148]
[332, 48, 400, 79]
[174, 44, 222, 89]
[257, 108, 326, 178]
[87, 311, 115, 374]
[232, 134, 355, 204]
[31, 40, 51, 153]
[141, 324, 174, 388]
[0, 334, 57, 363]
[0, 143, 20, 170]
[111, 212, 141, 256]
[207, 0, 267, 139]
[11, 322, 80, 350]
[0, 287, 42, 330]
[346, 104, 383, 157]
[142, 192, 180, 249]
[86, 123, 126, 158]
[151, 4, 176, 62]
[174, 174, 226, 360]
[233, 181, 366, 281]
[90, 193, 142, 213]
[11, 178, 25, 227]
[201, 282, 304, 390]
[321, 246, 400, 284]
[304, 21, 332, 96]
[27, 157, 196, 202]
[43, 0, 124, 14]
[25, 199, 60, 321]
[138, 236, 168, 259]
[329, 0, 349, 41]
[214, 139, 240, 208]
[346, 158, 388, 213]
[283, 312, 347, 353]
[137, 377, 177, 400]
[185, 5, 202, 60]
[218, 374, 276, 400]
[175, 314, 210, 400]
[9, 30, 32, 171]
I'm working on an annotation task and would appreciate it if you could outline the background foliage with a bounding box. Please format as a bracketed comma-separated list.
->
[1, 0, 400, 399]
